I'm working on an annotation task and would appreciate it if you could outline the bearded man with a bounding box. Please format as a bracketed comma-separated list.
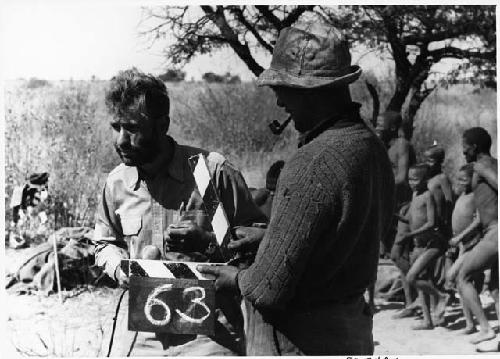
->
[93, 68, 266, 356]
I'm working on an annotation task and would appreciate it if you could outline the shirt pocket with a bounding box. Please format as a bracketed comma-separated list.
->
[121, 215, 142, 236]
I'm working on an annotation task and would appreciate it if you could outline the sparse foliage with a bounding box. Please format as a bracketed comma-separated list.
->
[141, 5, 496, 137]
[201, 72, 241, 84]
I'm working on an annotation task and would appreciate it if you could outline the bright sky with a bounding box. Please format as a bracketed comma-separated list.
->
[0, 0, 265, 81]
[0, 0, 468, 82]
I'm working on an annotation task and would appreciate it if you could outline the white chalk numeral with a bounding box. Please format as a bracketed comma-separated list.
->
[176, 286, 211, 324]
[144, 284, 173, 326]
[144, 285, 210, 326]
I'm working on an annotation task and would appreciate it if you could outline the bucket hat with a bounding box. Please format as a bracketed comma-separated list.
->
[257, 22, 361, 88]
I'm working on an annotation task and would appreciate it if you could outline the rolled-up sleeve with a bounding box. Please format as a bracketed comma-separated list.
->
[211, 157, 267, 227]
[93, 183, 128, 280]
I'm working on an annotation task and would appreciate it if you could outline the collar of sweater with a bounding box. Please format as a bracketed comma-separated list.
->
[298, 102, 362, 148]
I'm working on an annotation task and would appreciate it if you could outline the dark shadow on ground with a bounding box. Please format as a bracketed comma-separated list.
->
[445, 301, 498, 331]
[376, 302, 405, 311]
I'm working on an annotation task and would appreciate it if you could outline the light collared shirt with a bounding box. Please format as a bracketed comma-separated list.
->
[94, 136, 265, 279]
[94, 137, 265, 355]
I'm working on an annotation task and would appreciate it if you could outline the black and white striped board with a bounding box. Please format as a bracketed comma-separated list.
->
[120, 259, 224, 280]
[122, 259, 223, 335]
[188, 154, 234, 253]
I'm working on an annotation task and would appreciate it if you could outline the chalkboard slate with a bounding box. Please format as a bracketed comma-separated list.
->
[128, 276, 215, 335]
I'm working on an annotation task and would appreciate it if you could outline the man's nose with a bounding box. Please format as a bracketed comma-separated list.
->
[276, 98, 284, 108]
[117, 128, 130, 147]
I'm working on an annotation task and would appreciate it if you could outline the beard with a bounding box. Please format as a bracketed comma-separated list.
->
[115, 135, 162, 167]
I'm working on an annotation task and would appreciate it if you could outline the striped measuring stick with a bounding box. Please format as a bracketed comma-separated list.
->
[121, 259, 224, 280]
[188, 153, 234, 259]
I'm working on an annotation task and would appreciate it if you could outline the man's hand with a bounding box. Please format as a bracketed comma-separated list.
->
[197, 264, 241, 293]
[114, 265, 129, 288]
[166, 220, 212, 252]
[449, 236, 461, 247]
[228, 226, 266, 253]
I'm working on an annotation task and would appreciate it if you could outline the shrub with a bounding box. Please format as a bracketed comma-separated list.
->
[5, 81, 119, 230]
[26, 77, 50, 89]
[158, 69, 186, 82]
[5, 79, 496, 229]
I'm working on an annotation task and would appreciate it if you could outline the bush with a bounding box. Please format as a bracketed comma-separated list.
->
[201, 72, 241, 84]
[26, 77, 50, 89]
[158, 69, 186, 82]
[5, 79, 497, 229]
[170, 82, 295, 156]
[5, 81, 119, 230]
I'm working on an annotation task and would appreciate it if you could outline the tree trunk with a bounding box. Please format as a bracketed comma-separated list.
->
[386, 73, 412, 113]
[406, 86, 435, 138]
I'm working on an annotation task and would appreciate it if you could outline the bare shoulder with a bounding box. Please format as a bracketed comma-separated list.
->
[478, 156, 497, 169]
[427, 175, 440, 190]
[422, 190, 433, 200]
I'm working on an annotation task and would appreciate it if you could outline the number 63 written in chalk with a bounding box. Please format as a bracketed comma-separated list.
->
[144, 284, 211, 326]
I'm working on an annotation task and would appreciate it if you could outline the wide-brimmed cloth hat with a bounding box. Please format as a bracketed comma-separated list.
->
[257, 22, 362, 88]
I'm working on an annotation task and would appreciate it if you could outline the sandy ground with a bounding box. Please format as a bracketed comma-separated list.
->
[3, 250, 499, 357]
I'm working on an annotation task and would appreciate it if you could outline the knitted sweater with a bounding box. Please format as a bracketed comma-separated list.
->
[238, 121, 395, 312]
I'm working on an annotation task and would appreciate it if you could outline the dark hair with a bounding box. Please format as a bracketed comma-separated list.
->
[459, 163, 474, 178]
[425, 144, 445, 163]
[409, 163, 429, 179]
[105, 68, 170, 120]
[266, 160, 285, 191]
[463, 127, 492, 154]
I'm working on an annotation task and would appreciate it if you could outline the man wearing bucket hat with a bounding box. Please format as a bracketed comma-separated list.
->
[199, 22, 395, 355]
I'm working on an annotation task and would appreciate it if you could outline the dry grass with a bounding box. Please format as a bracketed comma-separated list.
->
[6, 285, 120, 357]
[4, 79, 496, 226]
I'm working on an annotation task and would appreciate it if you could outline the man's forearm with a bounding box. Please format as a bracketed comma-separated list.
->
[94, 236, 129, 280]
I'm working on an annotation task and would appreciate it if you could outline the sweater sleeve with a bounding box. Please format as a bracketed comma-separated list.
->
[237, 154, 337, 310]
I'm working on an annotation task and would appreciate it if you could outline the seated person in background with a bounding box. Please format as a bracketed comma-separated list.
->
[404, 164, 449, 330]
[446, 164, 483, 335]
